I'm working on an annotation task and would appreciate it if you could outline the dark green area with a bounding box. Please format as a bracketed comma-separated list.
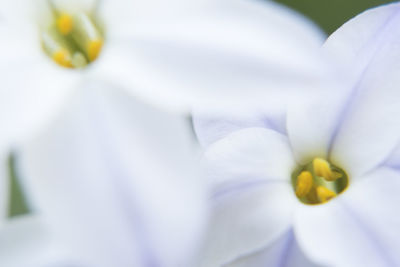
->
[7, 155, 30, 217]
[273, 0, 397, 34]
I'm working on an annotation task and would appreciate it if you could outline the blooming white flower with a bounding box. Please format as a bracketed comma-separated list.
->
[194, 3, 400, 267]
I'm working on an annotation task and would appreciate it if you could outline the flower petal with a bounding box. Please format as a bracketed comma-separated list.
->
[0, 216, 74, 266]
[0, 25, 79, 148]
[295, 167, 400, 267]
[322, 3, 400, 177]
[200, 127, 296, 266]
[204, 128, 296, 186]
[200, 183, 295, 267]
[226, 229, 319, 267]
[193, 109, 286, 147]
[95, 0, 335, 112]
[17, 83, 208, 267]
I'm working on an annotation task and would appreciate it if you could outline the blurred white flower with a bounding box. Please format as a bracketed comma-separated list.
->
[1, 84, 208, 267]
[195, 3, 400, 267]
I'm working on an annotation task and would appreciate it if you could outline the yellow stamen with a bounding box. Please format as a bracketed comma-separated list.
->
[316, 186, 336, 203]
[313, 158, 341, 181]
[87, 39, 103, 61]
[57, 14, 73, 35]
[52, 49, 73, 68]
[295, 171, 313, 198]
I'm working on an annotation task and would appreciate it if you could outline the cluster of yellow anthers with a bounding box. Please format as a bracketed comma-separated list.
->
[42, 7, 104, 68]
[294, 158, 347, 205]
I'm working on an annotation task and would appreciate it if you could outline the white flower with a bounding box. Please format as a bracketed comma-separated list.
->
[194, 3, 400, 267]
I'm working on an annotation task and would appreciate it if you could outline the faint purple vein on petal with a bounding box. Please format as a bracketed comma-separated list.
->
[339, 200, 396, 266]
[211, 178, 285, 201]
[84, 90, 162, 267]
[276, 229, 295, 267]
[327, 7, 400, 157]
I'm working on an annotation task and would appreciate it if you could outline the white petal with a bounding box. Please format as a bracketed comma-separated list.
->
[204, 128, 296, 186]
[200, 128, 296, 266]
[295, 167, 400, 267]
[0, 26, 79, 148]
[286, 84, 350, 164]
[17, 84, 208, 267]
[0, 216, 74, 267]
[227, 230, 319, 267]
[193, 109, 286, 147]
[200, 183, 295, 267]
[95, 0, 336, 112]
[322, 3, 400, 177]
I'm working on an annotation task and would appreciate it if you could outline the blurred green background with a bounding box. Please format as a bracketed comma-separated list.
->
[7, 0, 399, 218]
[273, 0, 396, 34]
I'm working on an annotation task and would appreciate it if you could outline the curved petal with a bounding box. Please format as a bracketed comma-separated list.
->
[0, 25, 80, 148]
[193, 109, 286, 147]
[95, 0, 336, 112]
[0, 215, 75, 267]
[200, 128, 296, 266]
[200, 182, 295, 267]
[204, 128, 296, 187]
[295, 167, 400, 267]
[227, 229, 319, 267]
[321, 3, 400, 178]
[17, 83, 208, 267]
[286, 84, 350, 164]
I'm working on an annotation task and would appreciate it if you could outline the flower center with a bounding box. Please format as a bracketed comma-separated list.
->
[291, 158, 349, 205]
[41, 3, 104, 68]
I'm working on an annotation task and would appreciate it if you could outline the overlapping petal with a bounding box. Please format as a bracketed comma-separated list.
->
[226, 229, 318, 267]
[0, 216, 74, 267]
[200, 128, 296, 266]
[193, 109, 286, 147]
[95, 0, 336, 112]
[0, 25, 80, 148]
[295, 167, 400, 267]
[17, 84, 207, 267]
[323, 3, 400, 178]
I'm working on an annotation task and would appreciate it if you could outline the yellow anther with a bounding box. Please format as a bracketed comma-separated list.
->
[313, 158, 341, 181]
[87, 39, 103, 61]
[316, 186, 336, 203]
[52, 49, 73, 68]
[295, 171, 313, 198]
[57, 14, 73, 35]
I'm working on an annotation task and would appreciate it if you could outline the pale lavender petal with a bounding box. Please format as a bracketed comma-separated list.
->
[226, 229, 319, 267]
[295, 167, 400, 267]
[17, 83, 208, 267]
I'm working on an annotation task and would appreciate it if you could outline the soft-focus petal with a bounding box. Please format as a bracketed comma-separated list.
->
[227, 229, 319, 267]
[204, 128, 295, 186]
[322, 4, 400, 177]
[95, 0, 336, 112]
[193, 109, 286, 147]
[0, 26, 79, 148]
[17, 84, 207, 267]
[295, 167, 400, 267]
[0, 216, 74, 267]
[200, 128, 296, 266]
